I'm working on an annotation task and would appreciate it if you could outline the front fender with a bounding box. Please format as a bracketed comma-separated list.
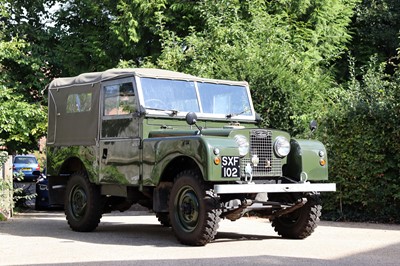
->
[285, 139, 328, 181]
[143, 136, 207, 185]
[143, 136, 240, 185]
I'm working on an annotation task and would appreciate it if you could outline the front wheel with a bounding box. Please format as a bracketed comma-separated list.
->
[169, 170, 221, 246]
[65, 172, 103, 232]
[271, 194, 322, 239]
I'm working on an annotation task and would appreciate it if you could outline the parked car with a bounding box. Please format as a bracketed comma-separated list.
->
[13, 155, 40, 182]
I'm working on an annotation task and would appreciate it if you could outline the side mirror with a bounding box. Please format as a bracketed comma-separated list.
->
[186, 112, 202, 134]
[309, 120, 318, 133]
[186, 112, 198, 125]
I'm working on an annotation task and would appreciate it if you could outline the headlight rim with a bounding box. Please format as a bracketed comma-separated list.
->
[274, 136, 291, 158]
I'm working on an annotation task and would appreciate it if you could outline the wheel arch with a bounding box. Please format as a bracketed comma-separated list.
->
[48, 156, 91, 208]
[160, 155, 203, 183]
[153, 155, 203, 213]
[59, 156, 88, 177]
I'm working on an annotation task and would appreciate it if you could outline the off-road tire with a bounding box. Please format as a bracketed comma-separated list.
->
[271, 194, 322, 239]
[169, 170, 221, 246]
[156, 212, 171, 227]
[65, 172, 103, 232]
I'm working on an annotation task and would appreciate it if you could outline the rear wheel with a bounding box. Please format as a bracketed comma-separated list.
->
[65, 172, 103, 232]
[271, 194, 322, 239]
[169, 170, 221, 246]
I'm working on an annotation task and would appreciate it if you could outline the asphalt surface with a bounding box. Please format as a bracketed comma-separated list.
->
[1, 210, 400, 266]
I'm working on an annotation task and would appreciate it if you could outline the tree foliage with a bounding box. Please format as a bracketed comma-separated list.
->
[143, 0, 359, 134]
[0, 4, 47, 154]
[351, 0, 400, 69]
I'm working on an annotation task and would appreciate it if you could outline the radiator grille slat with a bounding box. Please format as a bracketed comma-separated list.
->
[241, 130, 282, 178]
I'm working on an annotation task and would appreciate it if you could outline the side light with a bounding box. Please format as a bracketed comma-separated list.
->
[214, 157, 221, 165]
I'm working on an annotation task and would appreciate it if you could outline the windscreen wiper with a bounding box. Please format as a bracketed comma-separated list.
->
[226, 108, 250, 119]
[143, 106, 179, 116]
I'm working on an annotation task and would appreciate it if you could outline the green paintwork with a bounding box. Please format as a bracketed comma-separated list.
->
[47, 145, 99, 183]
[286, 139, 328, 181]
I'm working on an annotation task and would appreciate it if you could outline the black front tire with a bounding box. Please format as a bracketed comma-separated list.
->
[65, 172, 103, 232]
[271, 194, 322, 239]
[169, 170, 221, 246]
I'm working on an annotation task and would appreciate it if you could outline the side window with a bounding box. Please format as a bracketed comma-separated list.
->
[104, 82, 136, 116]
[66, 93, 92, 113]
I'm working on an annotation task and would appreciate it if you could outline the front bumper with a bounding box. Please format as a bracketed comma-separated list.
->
[213, 182, 336, 194]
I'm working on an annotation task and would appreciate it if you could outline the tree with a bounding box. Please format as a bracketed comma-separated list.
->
[351, 0, 400, 70]
[0, 3, 47, 154]
[335, 0, 400, 81]
[111, 0, 204, 65]
[139, 0, 359, 134]
[51, 0, 123, 75]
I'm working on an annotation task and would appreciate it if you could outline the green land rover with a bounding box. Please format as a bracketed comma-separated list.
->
[46, 68, 335, 246]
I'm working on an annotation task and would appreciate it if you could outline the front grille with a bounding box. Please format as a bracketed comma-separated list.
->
[240, 130, 282, 178]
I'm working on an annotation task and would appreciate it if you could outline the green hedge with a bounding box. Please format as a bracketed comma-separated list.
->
[320, 59, 400, 223]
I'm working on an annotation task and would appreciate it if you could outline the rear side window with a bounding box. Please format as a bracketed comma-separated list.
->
[66, 93, 92, 113]
[104, 82, 136, 116]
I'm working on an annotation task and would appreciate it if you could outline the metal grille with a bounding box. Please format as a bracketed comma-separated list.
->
[241, 130, 282, 178]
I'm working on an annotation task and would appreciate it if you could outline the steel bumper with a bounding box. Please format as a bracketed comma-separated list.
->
[213, 182, 336, 194]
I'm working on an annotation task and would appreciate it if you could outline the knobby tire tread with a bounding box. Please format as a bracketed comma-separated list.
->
[65, 172, 103, 232]
[271, 194, 322, 239]
[169, 170, 221, 246]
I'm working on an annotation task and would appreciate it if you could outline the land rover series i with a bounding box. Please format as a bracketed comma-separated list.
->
[46, 68, 335, 246]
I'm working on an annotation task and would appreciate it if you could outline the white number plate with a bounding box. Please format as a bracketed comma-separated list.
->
[221, 156, 240, 178]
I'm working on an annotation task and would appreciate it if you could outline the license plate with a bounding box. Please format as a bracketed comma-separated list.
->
[22, 168, 31, 171]
[221, 156, 240, 178]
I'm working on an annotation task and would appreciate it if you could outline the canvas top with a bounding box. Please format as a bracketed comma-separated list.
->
[48, 68, 248, 89]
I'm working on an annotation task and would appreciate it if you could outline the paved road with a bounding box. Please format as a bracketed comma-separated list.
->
[1, 210, 399, 266]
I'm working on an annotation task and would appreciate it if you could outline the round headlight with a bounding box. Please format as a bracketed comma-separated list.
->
[234, 135, 249, 156]
[274, 136, 290, 158]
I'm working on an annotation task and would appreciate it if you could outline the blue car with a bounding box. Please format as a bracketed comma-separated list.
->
[13, 155, 41, 182]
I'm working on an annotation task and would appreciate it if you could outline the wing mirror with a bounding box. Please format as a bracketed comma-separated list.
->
[186, 112, 197, 125]
[186, 112, 202, 134]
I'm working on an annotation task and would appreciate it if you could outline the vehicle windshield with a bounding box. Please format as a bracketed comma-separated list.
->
[141, 78, 200, 112]
[140, 77, 253, 118]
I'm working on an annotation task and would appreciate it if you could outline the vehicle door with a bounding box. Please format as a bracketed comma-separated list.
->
[99, 78, 141, 185]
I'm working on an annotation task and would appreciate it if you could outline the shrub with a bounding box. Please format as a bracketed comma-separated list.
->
[320, 57, 400, 222]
